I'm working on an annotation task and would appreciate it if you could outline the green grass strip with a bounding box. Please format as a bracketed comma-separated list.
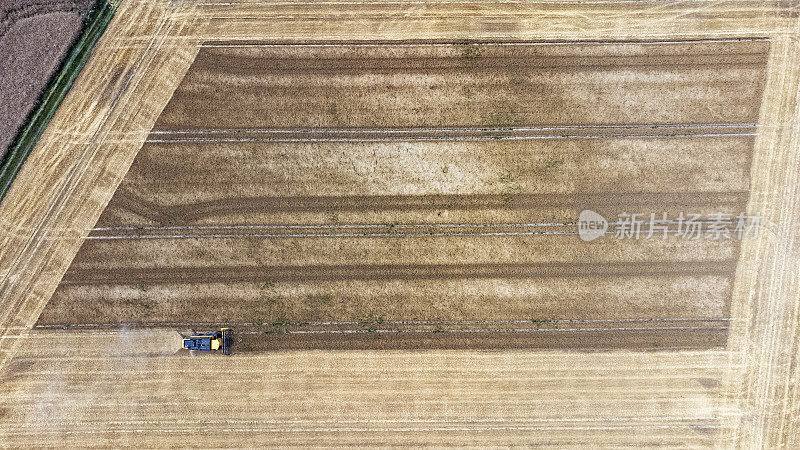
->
[0, 0, 118, 205]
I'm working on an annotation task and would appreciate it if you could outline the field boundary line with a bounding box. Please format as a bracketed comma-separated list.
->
[0, 0, 118, 205]
[34, 317, 733, 329]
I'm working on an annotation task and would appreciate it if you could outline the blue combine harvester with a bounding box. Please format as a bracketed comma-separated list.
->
[182, 328, 233, 355]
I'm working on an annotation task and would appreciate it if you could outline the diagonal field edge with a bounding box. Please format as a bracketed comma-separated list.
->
[0, 0, 118, 206]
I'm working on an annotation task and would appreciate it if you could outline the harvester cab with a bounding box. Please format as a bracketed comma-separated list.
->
[182, 328, 232, 355]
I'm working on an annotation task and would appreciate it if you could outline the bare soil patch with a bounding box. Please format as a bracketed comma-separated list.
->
[38, 40, 768, 350]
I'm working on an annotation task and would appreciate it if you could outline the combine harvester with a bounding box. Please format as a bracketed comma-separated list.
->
[182, 328, 233, 355]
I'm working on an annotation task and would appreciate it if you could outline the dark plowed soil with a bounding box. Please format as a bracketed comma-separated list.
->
[0, 0, 94, 156]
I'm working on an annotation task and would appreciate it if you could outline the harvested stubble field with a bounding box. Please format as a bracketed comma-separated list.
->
[0, 328, 735, 447]
[2, 0, 800, 447]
